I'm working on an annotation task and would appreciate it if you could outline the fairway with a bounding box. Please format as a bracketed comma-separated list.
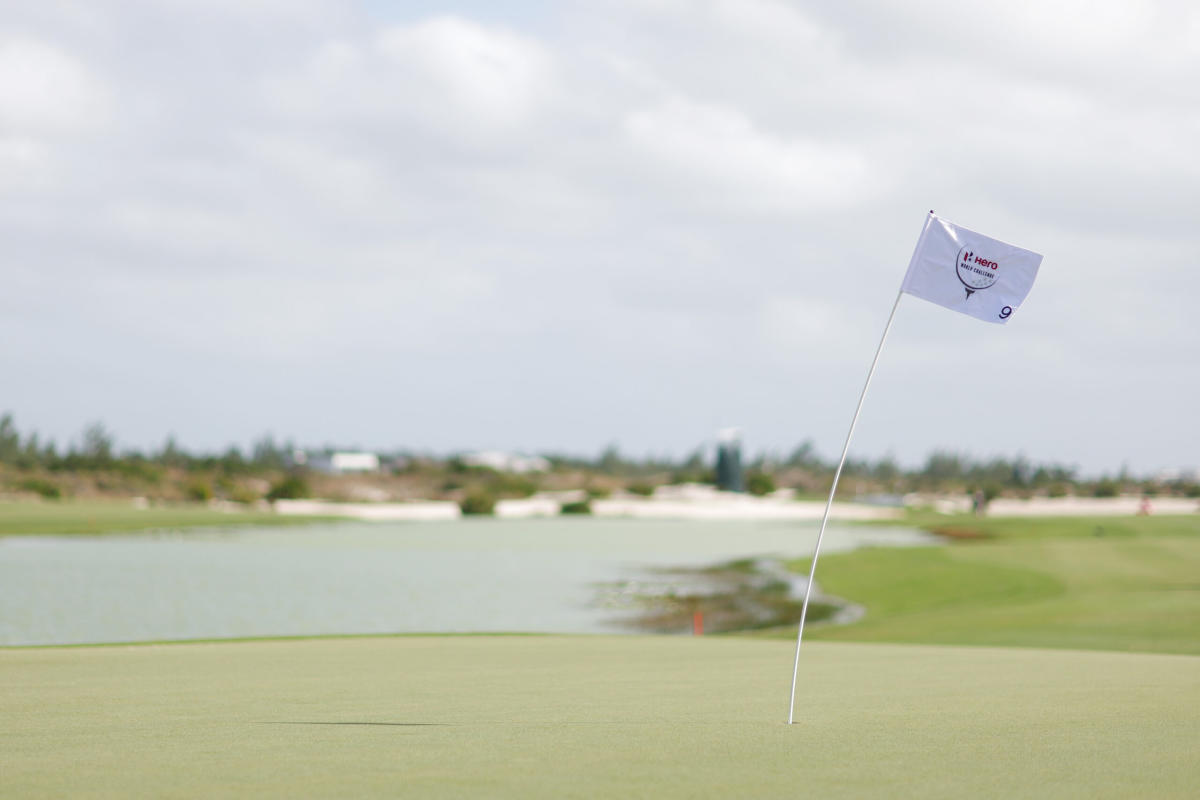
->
[801, 516, 1200, 655]
[2, 637, 1197, 798]
[0, 500, 334, 536]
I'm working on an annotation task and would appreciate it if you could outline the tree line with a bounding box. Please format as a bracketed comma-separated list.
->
[1, 414, 1195, 500]
[0, 415, 293, 475]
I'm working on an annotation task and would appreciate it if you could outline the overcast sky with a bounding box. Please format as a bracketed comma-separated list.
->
[2, 0, 1198, 474]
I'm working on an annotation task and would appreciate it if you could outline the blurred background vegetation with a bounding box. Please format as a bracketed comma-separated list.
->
[1, 412, 1196, 511]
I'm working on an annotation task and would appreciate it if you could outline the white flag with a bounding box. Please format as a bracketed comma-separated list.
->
[901, 212, 1042, 324]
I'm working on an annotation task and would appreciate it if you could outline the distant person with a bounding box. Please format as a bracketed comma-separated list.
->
[972, 489, 986, 517]
[1138, 496, 1152, 515]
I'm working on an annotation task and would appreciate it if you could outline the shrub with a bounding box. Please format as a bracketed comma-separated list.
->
[745, 472, 776, 497]
[267, 475, 310, 501]
[112, 459, 164, 484]
[627, 483, 655, 497]
[1093, 479, 1120, 498]
[19, 477, 61, 500]
[186, 480, 213, 502]
[460, 491, 496, 516]
[230, 485, 261, 505]
[671, 469, 715, 485]
[560, 500, 591, 515]
[488, 474, 537, 498]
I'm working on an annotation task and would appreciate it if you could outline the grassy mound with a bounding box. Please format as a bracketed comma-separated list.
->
[795, 515, 1200, 654]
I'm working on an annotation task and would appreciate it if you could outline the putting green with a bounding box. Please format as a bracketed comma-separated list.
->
[2, 636, 1196, 798]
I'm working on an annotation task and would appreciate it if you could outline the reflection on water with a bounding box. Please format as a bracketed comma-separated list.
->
[0, 518, 935, 645]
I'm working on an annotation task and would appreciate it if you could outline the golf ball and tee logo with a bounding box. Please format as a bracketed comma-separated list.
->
[955, 246, 999, 298]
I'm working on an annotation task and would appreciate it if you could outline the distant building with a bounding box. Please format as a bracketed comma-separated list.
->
[461, 451, 550, 474]
[714, 428, 744, 493]
[307, 451, 380, 474]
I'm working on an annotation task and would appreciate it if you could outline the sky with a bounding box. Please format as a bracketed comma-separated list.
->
[2, 0, 1198, 475]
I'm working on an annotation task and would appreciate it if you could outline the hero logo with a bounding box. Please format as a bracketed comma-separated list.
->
[956, 246, 999, 298]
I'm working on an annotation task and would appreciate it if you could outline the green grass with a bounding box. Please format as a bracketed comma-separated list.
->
[790, 514, 1200, 654]
[3, 509, 1196, 795]
[1, 636, 1195, 798]
[897, 510, 1200, 540]
[0, 500, 336, 536]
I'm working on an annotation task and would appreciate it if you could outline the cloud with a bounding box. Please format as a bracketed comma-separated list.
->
[624, 97, 870, 213]
[0, 37, 108, 132]
[707, 0, 826, 46]
[757, 295, 871, 362]
[265, 15, 555, 150]
[0, 1, 1197, 472]
[376, 17, 553, 125]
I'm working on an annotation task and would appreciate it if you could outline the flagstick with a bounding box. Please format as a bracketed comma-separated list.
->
[787, 288, 904, 725]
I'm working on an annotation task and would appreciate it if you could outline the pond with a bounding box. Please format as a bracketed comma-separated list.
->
[0, 518, 935, 645]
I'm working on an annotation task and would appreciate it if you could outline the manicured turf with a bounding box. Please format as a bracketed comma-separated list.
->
[1, 636, 1196, 798]
[0, 500, 332, 536]
[793, 515, 1200, 655]
[898, 510, 1200, 541]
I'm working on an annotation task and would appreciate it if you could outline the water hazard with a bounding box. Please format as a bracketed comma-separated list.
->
[0, 518, 935, 645]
